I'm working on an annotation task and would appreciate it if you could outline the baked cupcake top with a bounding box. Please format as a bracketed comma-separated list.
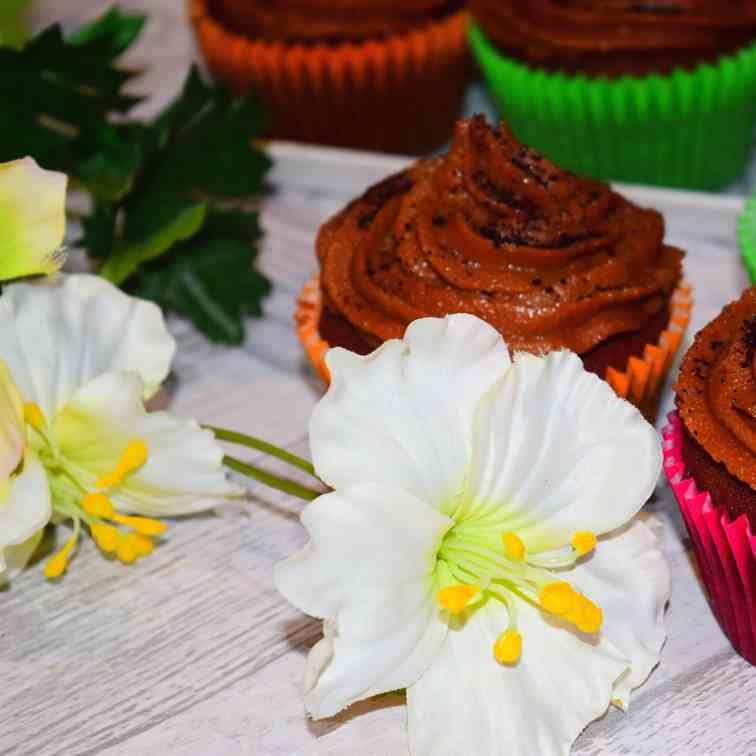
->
[317, 116, 683, 354]
[211, 0, 462, 42]
[471, 1, 756, 76]
[676, 288, 756, 490]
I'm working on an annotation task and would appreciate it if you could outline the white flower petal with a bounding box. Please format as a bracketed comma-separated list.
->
[310, 315, 511, 515]
[0, 452, 51, 576]
[53, 371, 243, 517]
[0, 529, 45, 584]
[569, 518, 670, 708]
[0, 359, 25, 479]
[0, 274, 175, 418]
[275, 484, 453, 718]
[408, 596, 627, 756]
[467, 350, 661, 551]
[0, 157, 67, 280]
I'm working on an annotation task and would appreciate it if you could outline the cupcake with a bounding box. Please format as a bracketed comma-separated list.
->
[665, 288, 756, 665]
[190, 0, 470, 154]
[298, 116, 690, 420]
[469, 1, 756, 189]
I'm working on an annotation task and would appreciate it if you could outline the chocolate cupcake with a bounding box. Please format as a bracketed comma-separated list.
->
[675, 289, 756, 524]
[190, 0, 470, 154]
[469, 1, 756, 188]
[298, 116, 690, 419]
[665, 288, 756, 665]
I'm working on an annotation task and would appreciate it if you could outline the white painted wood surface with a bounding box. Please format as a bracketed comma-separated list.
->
[3, 2, 756, 754]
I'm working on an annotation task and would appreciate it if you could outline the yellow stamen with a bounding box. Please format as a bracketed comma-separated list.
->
[493, 630, 522, 664]
[96, 439, 148, 489]
[90, 523, 119, 553]
[116, 532, 154, 562]
[501, 532, 525, 562]
[571, 531, 597, 556]
[43, 533, 77, 579]
[437, 584, 481, 615]
[82, 492, 114, 519]
[132, 534, 154, 558]
[563, 596, 587, 627]
[112, 514, 166, 537]
[575, 598, 603, 634]
[539, 581, 576, 616]
[117, 533, 141, 564]
[23, 402, 45, 433]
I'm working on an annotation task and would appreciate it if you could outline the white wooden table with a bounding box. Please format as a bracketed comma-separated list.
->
[3, 2, 756, 754]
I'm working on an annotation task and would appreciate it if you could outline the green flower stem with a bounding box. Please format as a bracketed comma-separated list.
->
[224, 455, 322, 502]
[206, 425, 319, 479]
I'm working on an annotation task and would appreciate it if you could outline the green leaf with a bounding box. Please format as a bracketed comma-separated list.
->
[130, 215, 271, 343]
[140, 67, 272, 198]
[68, 7, 145, 57]
[101, 201, 207, 286]
[0, 10, 145, 172]
[74, 123, 144, 202]
[79, 203, 117, 260]
[0, 0, 28, 50]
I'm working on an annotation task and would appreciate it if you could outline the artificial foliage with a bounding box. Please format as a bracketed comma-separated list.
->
[0, 9, 271, 343]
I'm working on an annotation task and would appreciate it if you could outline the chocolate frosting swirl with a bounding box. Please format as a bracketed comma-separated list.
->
[676, 288, 756, 489]
[211, 0, 461, 42]
[318, 116, 682, 354]
[472, 1, 756, 76]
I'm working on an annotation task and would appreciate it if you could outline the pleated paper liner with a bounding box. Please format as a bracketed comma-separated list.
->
[738, 193, 756, 283]
[190, 0, 471, 154]
[469, 22, 756, 190]
[663, 411, 756, 666]
[296, 275, 691, 421]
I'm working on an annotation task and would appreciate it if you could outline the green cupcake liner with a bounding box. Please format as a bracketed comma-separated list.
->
[470, 23, 756, 190]
[738, 194, 756, 281]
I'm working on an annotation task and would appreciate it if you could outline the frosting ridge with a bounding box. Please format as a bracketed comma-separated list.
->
[676, 288, 756, 489]
[471, 0, 756, 76]
[318, 116, 682, 354]
[211, 0, 461, 42]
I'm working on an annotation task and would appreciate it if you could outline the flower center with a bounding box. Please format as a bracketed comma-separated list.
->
[435, 520, 602, 664]
[23, 402, 165, 578]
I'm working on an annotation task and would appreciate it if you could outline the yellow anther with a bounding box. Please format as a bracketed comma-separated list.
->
[111, 514, 166, 537]
[563, 596, 587, 627]
[501, 532, 525, 562]
[90, 523, 119, 553]
[23, 402, 45, 433]
[132, 534, 154, 558]
[539, 581, 577, 616]
[493, 630, 522, 664]
[82, 492, 115, 519]
[437, 584, 481, 615]
[116, 533, 140, 564]
[575, 598, 603, 634]
[96, 439, 149, 489]
[571, 531, 597, 556]
[43, 533, 77, 579]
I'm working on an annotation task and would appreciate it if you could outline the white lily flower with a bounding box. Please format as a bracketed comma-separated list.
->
[0, 274, 244, 582]
[0, 157, 67, 280]
[276, 314, 669, 756]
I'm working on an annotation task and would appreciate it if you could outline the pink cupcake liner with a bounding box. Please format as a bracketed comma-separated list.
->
[662, 411, 756, 664]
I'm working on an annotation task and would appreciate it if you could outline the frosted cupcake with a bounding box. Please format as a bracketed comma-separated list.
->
[191, 0, 471, 154]
[665, 288, 756, 665]
[469, 1, 756, 189]
[298, 116, 690, 420]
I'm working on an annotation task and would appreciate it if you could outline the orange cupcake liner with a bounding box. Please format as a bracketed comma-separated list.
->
[190, 0, 471, 153]
[296, 275, 692, 419]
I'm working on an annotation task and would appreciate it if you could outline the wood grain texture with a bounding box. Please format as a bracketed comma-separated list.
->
[2, 2, 755, 754]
